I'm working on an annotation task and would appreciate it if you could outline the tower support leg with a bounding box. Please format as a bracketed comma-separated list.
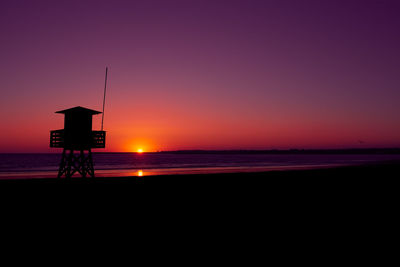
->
[57, 149, 95, 178]
[57, 149, 67, 178]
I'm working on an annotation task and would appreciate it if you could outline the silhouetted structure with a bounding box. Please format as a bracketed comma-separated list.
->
[50, 106, 106, 178]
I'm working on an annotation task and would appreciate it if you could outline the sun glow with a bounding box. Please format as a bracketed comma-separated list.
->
[137, 148, 143, 153]
[138, 170, 143, 176]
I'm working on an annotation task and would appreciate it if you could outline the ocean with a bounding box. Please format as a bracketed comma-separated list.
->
[1, 152, 400, 179]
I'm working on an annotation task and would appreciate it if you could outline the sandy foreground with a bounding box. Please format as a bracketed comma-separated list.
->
[1, 161, 397, 232]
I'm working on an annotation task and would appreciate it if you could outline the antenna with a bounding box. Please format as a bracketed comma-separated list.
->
[101, 67, 108, 131]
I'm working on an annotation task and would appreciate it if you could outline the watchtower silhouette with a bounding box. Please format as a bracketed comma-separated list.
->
[50, 106, 106, 178]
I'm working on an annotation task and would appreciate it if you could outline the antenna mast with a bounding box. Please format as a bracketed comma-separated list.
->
[101, 67, 108, 131]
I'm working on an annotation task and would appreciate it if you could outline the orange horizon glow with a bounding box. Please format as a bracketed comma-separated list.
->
[1, 111, 400, 153]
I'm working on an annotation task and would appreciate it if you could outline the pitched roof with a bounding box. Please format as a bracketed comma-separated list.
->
[55, 106, 102, 115]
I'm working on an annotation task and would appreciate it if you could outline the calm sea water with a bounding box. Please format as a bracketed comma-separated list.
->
[1, 152, 400, 179]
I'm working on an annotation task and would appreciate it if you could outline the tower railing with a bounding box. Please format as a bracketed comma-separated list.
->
[92, 131, 106, 148]
[50, 130, 106, 148]
[50, 129, 65, 148]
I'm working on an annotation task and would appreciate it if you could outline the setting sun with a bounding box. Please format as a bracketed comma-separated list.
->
[137, 148, 143, 153]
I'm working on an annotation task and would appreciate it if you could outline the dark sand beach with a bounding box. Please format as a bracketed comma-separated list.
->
[1, 160, 398, 187]
[2, 161, 397, 242]
[1, 160, 398, 210]
[2, 160, 398, 227]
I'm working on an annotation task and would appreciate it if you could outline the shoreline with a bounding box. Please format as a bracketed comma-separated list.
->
[0, 163, 350, 180]
[0, 160, 398, 184]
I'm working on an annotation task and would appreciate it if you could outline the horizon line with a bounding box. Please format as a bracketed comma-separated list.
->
[2, 147, 400, 154]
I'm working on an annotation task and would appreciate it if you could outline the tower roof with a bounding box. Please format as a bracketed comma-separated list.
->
[55, 106, 102, 115]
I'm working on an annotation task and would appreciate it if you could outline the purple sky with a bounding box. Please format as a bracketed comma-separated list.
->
[1, 0, 400, 152]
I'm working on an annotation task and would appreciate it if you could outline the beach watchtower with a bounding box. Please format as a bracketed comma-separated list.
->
[50, 106, 106, 178]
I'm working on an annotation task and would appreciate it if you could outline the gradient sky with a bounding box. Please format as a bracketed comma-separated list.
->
[1, 0, 400, 152]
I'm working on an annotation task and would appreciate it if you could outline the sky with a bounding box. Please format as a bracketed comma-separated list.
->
[1, 0, 400, 152]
